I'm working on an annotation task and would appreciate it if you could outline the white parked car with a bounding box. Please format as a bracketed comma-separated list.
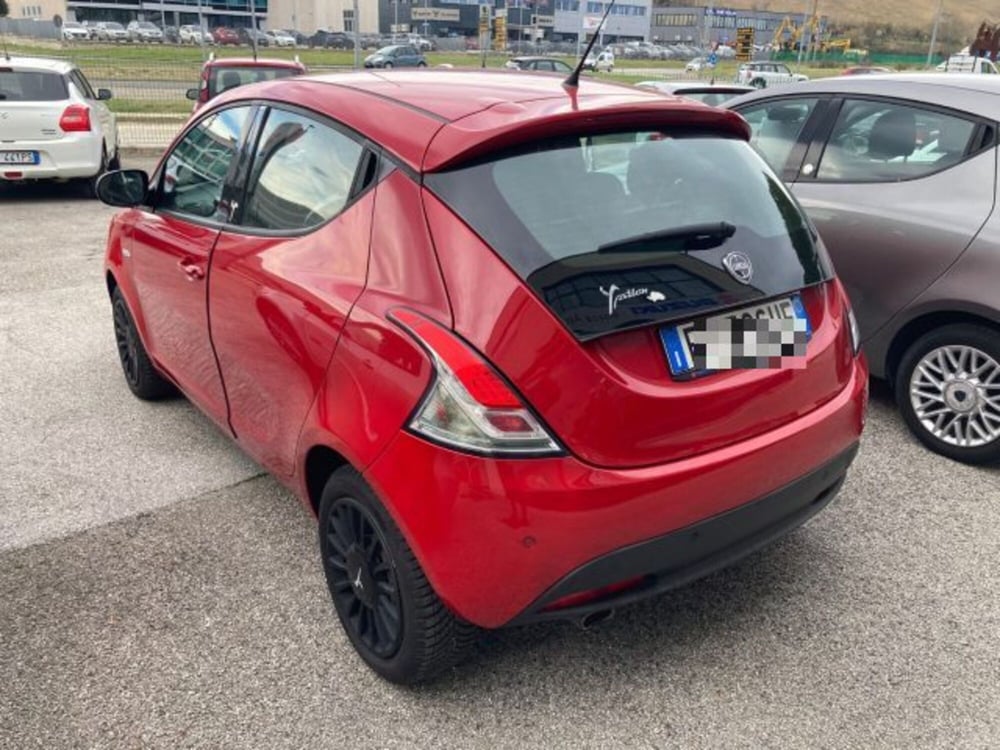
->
[737, 61, 809, 88]
[0, 57, 119, 196]
[127, 21, 164, 43]
[583, 49, 614, 72]
[265, 29, 296, 47]
[93, 22, 129, 42]
[61, 22, 91, 42]
[685, 56, 715, 72]
[179, 25, 213, 45]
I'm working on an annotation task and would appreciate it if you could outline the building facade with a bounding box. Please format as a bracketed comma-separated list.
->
[650, 5, 825, 48]
[268, 0, 378, 34]
[552, 0, 651, 44]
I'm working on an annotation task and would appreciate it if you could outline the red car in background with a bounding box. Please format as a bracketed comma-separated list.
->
[95, 70, 867, 683]
[211, 26, 240, 46]
[185, 56, 306, 110]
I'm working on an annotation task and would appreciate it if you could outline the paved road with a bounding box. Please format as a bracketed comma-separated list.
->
[1, 172, 999, 748]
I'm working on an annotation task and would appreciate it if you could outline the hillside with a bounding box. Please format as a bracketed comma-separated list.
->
[684, 1, 998, 49]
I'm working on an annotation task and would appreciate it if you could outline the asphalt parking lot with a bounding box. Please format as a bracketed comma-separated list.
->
[1, 163, 999, 749]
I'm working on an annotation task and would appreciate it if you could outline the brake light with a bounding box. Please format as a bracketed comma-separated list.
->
[59, 104, 91, 132]
[390, 308, 561, 456]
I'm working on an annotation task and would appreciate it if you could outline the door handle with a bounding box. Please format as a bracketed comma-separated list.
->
[179, 259, 205, 281]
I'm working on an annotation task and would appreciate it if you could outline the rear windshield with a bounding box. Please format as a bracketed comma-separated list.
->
[0, 70, 69, 101]
[209, 66, 299, 97]
[426, 132, 832, 339]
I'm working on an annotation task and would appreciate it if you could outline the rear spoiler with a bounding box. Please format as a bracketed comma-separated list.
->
[423, 94, 751, 173]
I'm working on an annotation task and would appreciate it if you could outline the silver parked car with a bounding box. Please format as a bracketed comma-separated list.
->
[727, 74, 1000, 463]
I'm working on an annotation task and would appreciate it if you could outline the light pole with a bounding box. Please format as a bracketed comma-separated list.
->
[703, 0, 713, 51]
[927, 0, 944, 68]
[353, 0, 360, 69]
[393, 0, 398, 42]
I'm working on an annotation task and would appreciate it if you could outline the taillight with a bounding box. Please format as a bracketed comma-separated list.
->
[390, 309, 562, 456]
[59, 104, 91, 133]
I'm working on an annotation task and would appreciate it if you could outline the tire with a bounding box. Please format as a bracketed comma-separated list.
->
[895, 323, 1000, 464]
[108, 145, 121, 171]
[417, 61, 427, 68]
[79, 146, 108, 198]
[751, 77, 767, 89]
[111, 287, 176, 400]
[383, 62, 393, 69]
[318, 466, 477, 684]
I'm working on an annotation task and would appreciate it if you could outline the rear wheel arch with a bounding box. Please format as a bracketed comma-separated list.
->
[304, 444, 351, 515]
[885, 310, 1000, 386]
[105, 270, 119, 299]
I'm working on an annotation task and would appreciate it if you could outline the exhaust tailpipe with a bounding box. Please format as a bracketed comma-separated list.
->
[578, 608, 615, 630]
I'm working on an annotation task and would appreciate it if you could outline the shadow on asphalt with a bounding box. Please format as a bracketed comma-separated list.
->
[0, 179, 96, 203]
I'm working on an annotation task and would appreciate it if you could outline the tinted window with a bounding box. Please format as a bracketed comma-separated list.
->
[684, 90, 744, 107]
[817, 99, 976, 181]
[0, 70, 68, 101]
[536, 60, 554, 71]
[209, 66, 299, 97]
[69, 70, 96, 100]
[739, 98, 819, 173]
[242, 109, 364, 231]
[426, 132, 831, 339]
[160, 107, 250, 220]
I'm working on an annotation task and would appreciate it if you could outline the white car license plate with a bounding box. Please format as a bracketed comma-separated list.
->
[0, 151, 39, 165]
[660, 295, 811, 378]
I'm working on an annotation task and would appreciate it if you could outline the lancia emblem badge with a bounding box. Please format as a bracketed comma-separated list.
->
[722, 252, 754, 285]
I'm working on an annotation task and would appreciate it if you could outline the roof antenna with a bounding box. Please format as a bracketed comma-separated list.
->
[563, 0, 617, 90]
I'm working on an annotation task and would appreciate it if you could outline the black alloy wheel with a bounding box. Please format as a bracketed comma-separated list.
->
[323, 496, 404, 659]
[318, 467, 477, 683]
[110, 288, 175, 400]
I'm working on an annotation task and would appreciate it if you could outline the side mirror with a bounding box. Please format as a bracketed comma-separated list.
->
[185, 88, 199, 101]
[96, 170, 149, 208]
[97, 88, 113, 101]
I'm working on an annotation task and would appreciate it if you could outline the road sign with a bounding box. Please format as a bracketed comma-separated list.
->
[531, 14, 555, 27]
[412, 7, 460, 22]
[707, 52, 718, 66]
[736, 26, 754, 62]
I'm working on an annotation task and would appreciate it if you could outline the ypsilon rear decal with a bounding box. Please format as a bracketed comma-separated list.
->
[600, 284, 666, 316]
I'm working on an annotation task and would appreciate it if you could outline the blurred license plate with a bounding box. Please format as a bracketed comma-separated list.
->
[0, 151, 39, 165]
[660, 295, 811, 378]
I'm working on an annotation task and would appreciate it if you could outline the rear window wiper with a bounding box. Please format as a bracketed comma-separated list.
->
[598, 222, 736, 254]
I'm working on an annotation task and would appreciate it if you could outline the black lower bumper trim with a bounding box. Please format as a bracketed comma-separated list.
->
[508, 443, 859, 626]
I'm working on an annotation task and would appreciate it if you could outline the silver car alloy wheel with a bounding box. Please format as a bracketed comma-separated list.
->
[909, 345, 1000, 447]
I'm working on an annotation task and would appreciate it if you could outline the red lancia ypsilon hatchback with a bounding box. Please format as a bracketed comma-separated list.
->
[96, 70, 868, 683]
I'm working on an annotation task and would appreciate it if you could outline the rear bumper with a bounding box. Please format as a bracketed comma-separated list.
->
[508, 442, 856, 625]
[0, 135, 104, 180]
[363, 357, 867, 628]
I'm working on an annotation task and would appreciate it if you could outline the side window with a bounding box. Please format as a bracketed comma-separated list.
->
[69, 70, 96, 99]
[738, 98, 819, 173]
[816, 99, 976, 182]
[159, 106, 251, 221]
[537, 60, 555, 72]
[241, 108, 364, 231]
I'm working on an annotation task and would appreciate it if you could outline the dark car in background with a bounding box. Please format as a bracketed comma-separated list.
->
[504, 56, 573, 73]
[238, 28, 270, 47]
[310, 29, 352, 49]
[212, 27, 240, 46]
[727, 74, 1000, 463]
[363, 45, 426, 68]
